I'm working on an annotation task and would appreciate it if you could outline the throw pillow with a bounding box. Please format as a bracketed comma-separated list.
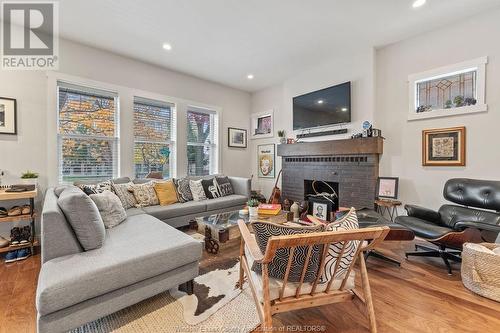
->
[111, 182, 138, 209]
[173, 178, 193, 202]
[319, 207, 360, 284]
[154, 180, 179, 206]
[128, 182, 160, 207]
[189, 179, 207, 201]
[90, 191, 127, 228]
[76, 180, 113, 195]
[216, 176, 234, 196]
[251, 221, 324, 282]
[57, 187, 106, 251]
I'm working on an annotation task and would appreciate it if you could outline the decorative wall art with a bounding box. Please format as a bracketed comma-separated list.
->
[422, 127, 466, 166]
[0, 97, 17, 135]
[227, 127, 247, 148]
[251, 110, 274, 139]
[257, 144, 275, 178]
[376, 177, 399, 199]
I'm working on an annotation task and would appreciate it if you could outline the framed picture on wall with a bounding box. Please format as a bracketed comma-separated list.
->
[251, 110, 274, 139]
[228, 127, 247, 148]
[376, 177, 399, 199]
[422, 126, 466, 166]
[0, 97, 17, 135]
[257, 144, 275, 178]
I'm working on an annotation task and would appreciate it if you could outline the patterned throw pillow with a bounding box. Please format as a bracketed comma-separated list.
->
[89, 191, 127, 228]
[189, 179, 207, 201]
[319, 207, 360, 284]
[201, 177, 235, 199]
[174, 178, 193, 203]
[128, 182, 159, 207]
[111, 182, 138, 209]
[77, 180, 113, 196]
[216, 176, 234, 196]
[251, 221, 324, 283]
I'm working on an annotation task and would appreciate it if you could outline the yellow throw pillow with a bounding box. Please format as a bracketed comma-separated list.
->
[154, 180, 179, 206]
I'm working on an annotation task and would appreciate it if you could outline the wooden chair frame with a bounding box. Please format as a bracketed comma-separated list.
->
[238, 219, 389, 332]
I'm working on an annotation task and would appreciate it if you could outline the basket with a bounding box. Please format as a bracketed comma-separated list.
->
[461, 242, 500, 302]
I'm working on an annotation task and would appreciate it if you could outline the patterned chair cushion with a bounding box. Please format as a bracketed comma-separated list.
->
[173, 178, 193, 203]
[319, 207, 360, 284]
[128, 182, 159, 207]
[251, 221, 324, 283]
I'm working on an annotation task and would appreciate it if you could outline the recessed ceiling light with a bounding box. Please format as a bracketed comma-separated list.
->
[162, 43, 172, 51]
[412, 0, 426, 8]
[317, 100, 324, 104]
[247, 74, 254, 80]
[341, 107, 348, 112]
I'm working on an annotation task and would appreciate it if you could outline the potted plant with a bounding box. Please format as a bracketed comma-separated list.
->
[453, 95, 464, 108]
[277, 130, 286, 144]
[247, 199, 260, 217]
[20, 170, 38, 186]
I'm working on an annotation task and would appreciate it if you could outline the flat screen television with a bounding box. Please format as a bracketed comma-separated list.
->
[293, 81, 351, 130]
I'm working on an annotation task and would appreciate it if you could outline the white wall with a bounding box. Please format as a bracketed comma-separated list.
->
[376, 8, 500, 212]
[250, 49, 376, 197]
[0, 38, 251, 236]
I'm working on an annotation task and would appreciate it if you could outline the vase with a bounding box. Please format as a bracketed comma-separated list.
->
[249, 207, 259, 217]
[290, 202, 300, 222]
[279, 137, 286, 144]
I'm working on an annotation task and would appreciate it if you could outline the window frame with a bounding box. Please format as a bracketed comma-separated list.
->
[408, 56, 488, 121]
[56, 81, 120, 184]
[186, 106, 219, 176]
[133, 96, 176, 179]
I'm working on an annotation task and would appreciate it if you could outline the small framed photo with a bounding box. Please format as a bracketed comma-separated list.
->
[228, 127, 247, 148]
[422, 126, 466, 166]
[376, 177, 399, 199]
[0, 97, 17, 135]
[308, 197, 334, 222]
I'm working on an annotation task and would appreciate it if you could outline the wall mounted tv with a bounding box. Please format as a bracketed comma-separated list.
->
[293, 81, 351, 130]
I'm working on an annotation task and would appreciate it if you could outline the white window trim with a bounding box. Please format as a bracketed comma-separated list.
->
[408, 56, 488, 121]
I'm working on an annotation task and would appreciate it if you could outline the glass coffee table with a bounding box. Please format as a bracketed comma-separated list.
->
[193, 210, 288, 254]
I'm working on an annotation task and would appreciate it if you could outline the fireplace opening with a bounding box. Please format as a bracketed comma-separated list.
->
[304, 180, 339, 213]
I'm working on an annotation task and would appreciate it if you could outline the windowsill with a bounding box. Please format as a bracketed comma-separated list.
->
[407, 104, 487, 121]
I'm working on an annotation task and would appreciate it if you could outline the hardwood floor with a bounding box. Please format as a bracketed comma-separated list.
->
[1, 239, 499, 333]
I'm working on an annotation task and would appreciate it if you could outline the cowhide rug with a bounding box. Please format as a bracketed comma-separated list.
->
[72, 258, 259, 333]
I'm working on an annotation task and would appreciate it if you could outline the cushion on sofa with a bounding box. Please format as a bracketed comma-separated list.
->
[90, 191, 127, 229]
[112, 182, 138, 209]
[77, 180, 113, 195]
[125, 207, 145, 217]
[128, 182, 159, 207]
[173, 178, 193, 202]
[36, 214, 202, 316]
[142, 201, 206, 220]
[57, 188, 106, 251]
[154, 180, 179, 206]
[189, 179, 207, 201]
[201, 177, 234, 199]
[205, 194, 247, 211]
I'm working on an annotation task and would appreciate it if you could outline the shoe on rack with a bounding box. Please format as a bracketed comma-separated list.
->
[7, 206, 22, 217]
[5, 250, 18, 263]
[0, 207, 7, 217]
[21, 205, 31, 215]
[0, 235, 9, 248]
[10, 227, 21, 246]
[16, 248, 31, 261]
[19, 226, 31, 245]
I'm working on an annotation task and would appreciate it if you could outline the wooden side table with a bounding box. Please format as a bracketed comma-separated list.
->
[0, 188, 38, 255]
[375, 199, 402, 222]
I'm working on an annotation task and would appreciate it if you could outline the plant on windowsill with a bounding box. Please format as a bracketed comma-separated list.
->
[277, 130, 286, 144]
[247, 198, 260, 217]
[20, 170, 38, 186]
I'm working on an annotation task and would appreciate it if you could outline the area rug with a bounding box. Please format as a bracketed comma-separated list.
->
[72, 258, 260, 333]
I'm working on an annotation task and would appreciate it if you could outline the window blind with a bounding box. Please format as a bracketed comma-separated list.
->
[57, 81, 119, 184]
[133, 96, 175, 179]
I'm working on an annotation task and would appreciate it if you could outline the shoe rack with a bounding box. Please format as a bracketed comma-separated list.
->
[0, 188, 38, 254]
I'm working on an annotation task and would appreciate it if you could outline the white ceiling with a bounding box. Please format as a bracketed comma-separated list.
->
[58, 0, 500, 92]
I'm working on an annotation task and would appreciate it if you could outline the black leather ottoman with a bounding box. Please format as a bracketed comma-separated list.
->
[356, 208, 415, 265]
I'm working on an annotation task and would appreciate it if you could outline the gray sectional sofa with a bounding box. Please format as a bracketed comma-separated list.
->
[36, 176, 251, 333]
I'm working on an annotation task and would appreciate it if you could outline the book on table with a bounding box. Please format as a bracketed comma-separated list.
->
[258, 203, 281, 215]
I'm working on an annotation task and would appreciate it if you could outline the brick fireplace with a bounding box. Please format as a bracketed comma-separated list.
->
[277, 137, 383, 209]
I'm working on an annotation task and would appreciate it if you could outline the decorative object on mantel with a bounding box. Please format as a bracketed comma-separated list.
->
[408, 57, 488, 121]
[0, 97, 17, 135]
[250, 110, 274, 139]
[277, 129, 286, 144]
[227, 127, 247, 148]
[20, 170, 38, 187]
[422, 126, 466, 166]
[257, 144, 275, 178]
[286, 138, 296, 144]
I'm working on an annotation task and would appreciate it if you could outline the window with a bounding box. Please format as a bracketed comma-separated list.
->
[187, 108, 218, 176]
[57, 81, 119, 183]
[133, 97, 175, 179]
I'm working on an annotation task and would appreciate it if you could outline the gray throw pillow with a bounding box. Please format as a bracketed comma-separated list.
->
[112, 182, 137, 209]
[58, 188, 106, 251]
[90, 191, 127, 229]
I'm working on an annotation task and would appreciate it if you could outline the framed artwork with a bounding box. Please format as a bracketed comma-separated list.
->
[0, 97, 17, 135]
[228, 127, 247, 148]
[257, 144, 275, 178]
[307, 197, 334, 222]
[376, 177, 399, 199]
[422, 126, 466, 166]
[251, 110, 274, 139]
